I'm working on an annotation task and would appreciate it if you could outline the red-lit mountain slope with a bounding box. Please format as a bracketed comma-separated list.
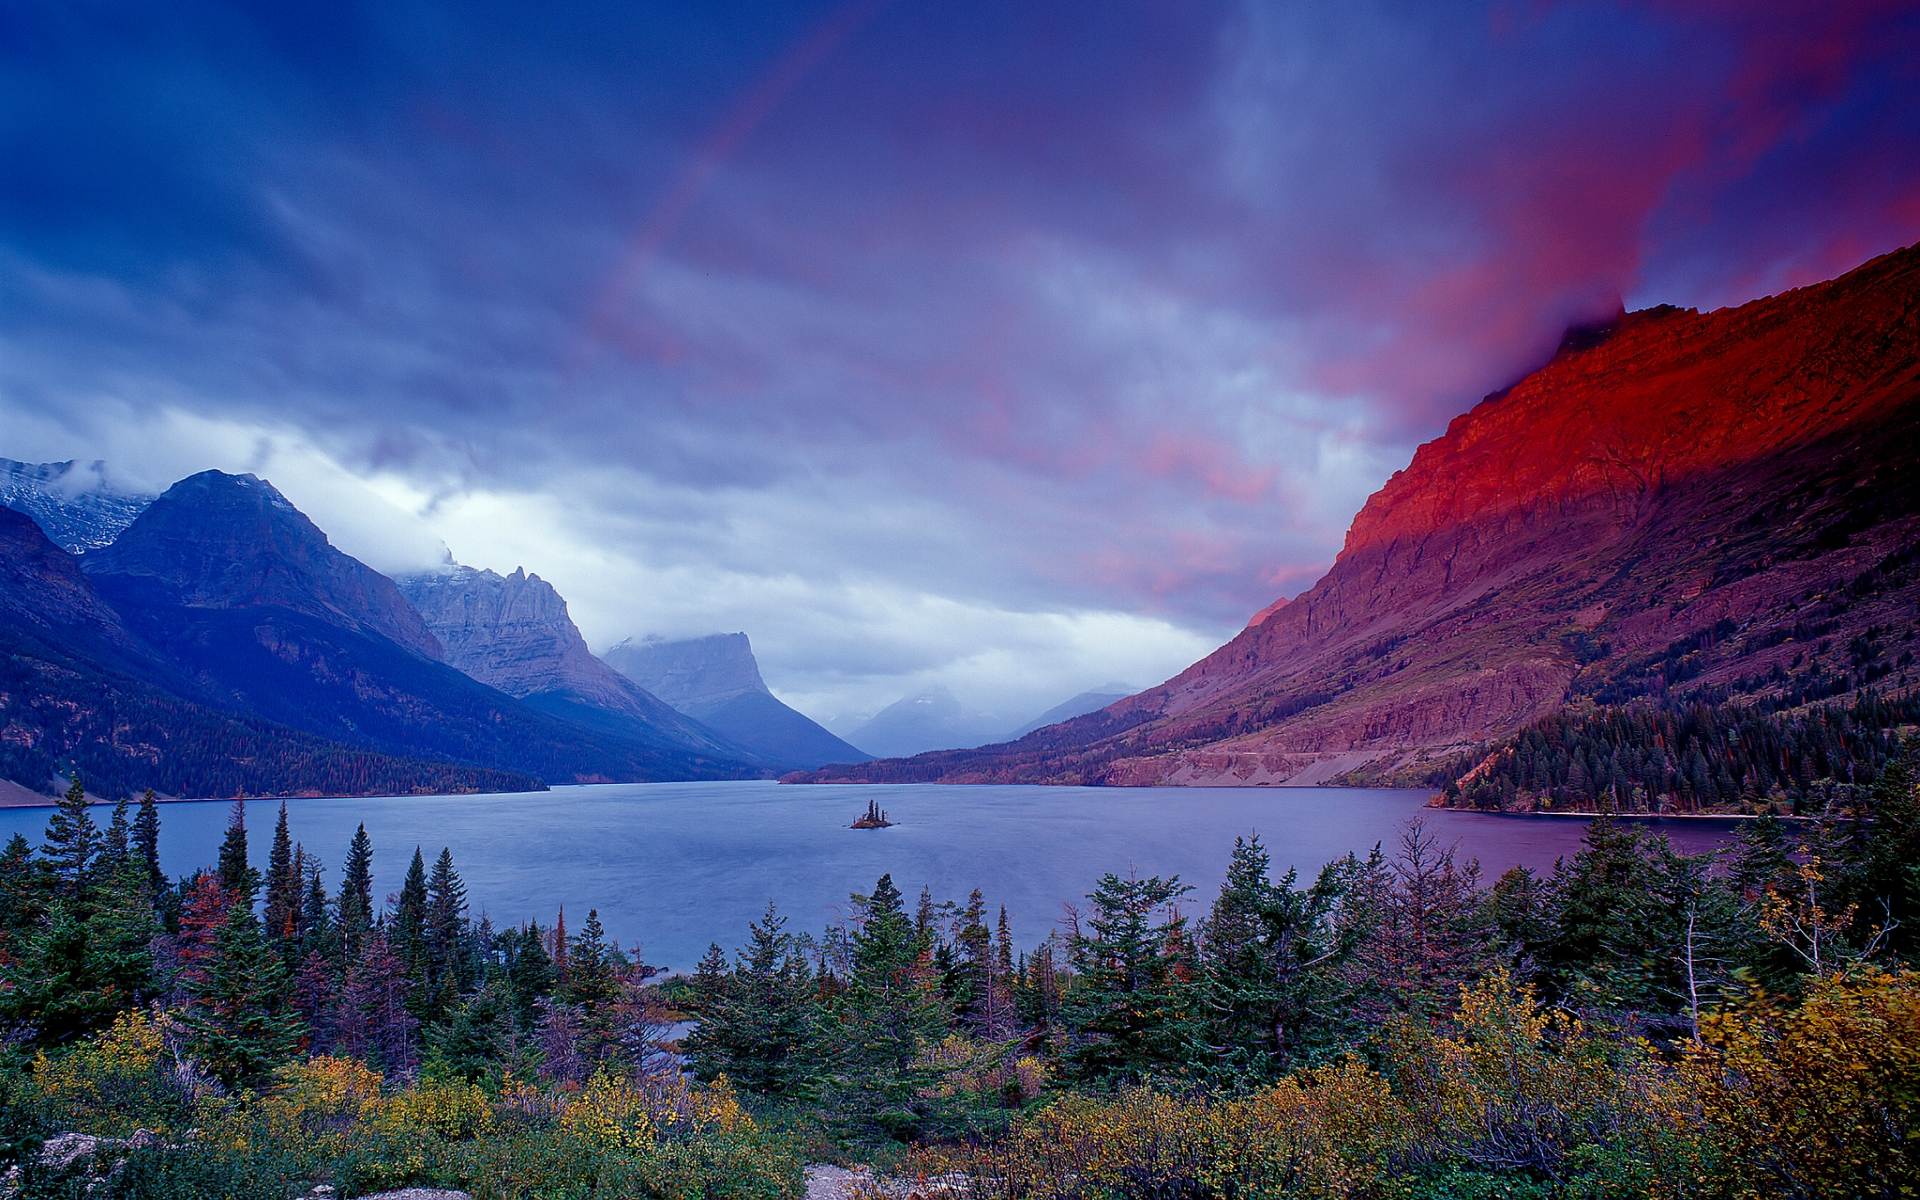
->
[797, 243, 1920, 786]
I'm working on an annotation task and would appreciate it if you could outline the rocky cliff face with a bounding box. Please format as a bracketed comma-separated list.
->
[604, 633, 872, 769]
[400, 565, 638, 707]
[795, 243, 1920, 786]
[602, 633, 769, 712]
[395, 565, 752, 762]
[84, 471, 444, 660]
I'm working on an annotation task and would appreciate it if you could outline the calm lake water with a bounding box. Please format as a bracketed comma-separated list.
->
[0, 782, 1740, 972]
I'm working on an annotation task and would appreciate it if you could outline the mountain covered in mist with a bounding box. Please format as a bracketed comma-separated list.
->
[0, 469, 771, 799]
[795, 243, 1920, 786]
[394, 566, 751, 763]
[841, 685, 1009, 760]
[1, 458, 153, 554]
[603, 633, 870, 770]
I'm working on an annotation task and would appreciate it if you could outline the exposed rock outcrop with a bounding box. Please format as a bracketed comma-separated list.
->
[794, 242, 1920, 786]
[604, 634, 870, 770]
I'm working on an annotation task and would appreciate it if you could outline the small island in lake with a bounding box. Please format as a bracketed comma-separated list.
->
[850, 797, 894, 828]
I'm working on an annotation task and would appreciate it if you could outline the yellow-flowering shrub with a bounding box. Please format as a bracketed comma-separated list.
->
[271, 1056, 384, 1121]
[559, 1070, 657, 1150]
[29, 1008, 181, 1135]
[1667, 967, 1920, 1199]
[367, 1076, 496, 1141]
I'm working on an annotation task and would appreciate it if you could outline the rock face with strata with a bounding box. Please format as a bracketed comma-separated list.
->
[396, 567, 751, 762]
[604, 634, 871, 770]
[795, 243, 1920, 786]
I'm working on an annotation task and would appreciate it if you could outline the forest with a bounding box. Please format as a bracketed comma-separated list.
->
[0, 753, 1915, 1199]
[1432, 690, 1920, 815]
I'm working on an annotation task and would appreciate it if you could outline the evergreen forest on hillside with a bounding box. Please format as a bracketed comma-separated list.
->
[0, 757, 1916, 1199]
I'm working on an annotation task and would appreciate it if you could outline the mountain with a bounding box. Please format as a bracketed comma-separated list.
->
[80, 471, 767, 785]
[793, 243, 1920, 786]
[1, 504, 537, 800]
[395, 566, 750, 762]
[602, 633, 871, 770]
[842, 685, 1008, 760]
[1, 458, 152, 553]
[1007, 684, 1138, 739]
[85, 471, 444, 658]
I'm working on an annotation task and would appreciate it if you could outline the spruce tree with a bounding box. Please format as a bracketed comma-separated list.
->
[216, 799, 259, 903]
[426, 847, 469, 993]
[263, 803, 299, 952]
[101, 798, 131, 869]
[337, 825, 374, 958]
[394, 847, 429, 985]
[183, 903, 300, 1088]
[1062, 871, 1201, 1085]
[133, 790, 163, 894]
[42, 776, 98, 898]
[685, 904, 818, 1094]
[822, 875, 948, 1135]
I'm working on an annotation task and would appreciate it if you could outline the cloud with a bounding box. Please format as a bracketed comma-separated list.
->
[1, 0, 1915, 717]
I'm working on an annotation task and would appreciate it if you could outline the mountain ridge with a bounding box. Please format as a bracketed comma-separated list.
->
[792, 242, 1920, 786]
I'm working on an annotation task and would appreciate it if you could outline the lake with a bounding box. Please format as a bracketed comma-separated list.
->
[0, 782, 1742, 972]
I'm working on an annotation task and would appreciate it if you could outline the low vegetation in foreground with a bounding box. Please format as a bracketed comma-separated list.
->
[1, 750, 1917, 1198]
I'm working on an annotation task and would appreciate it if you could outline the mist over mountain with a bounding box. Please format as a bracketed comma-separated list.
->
[844, 686, 1011, 760]
[67, 471, 765, 789]
[1, 458, 153, 554]
[395, 566, 750, 763]
[604, 633, 870, 770]
[794, 244, 1920, 786]
[1007, 684, 1139, 740]
[0, 504, 538, 800]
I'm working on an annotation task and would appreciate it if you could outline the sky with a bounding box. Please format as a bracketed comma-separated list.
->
[3, 0, 1917, 728]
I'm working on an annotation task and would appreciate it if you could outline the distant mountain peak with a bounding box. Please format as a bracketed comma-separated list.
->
[603, 632, 770, 711]
[1, 457, 154, 554]
[602, 633, 869, 770]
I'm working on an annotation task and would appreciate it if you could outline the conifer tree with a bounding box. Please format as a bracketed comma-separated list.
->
[504, 924, 555, 1031]
[133, 790, 163, 894]
[300, 858, 337, 963]
[101, 798, 130, 870]
[0, 834, 46, 949]
[337, 824, 374, 958]
[821, 874, 949, 1135]
[263, 803, 300, 953]
[216, 799, 258, 903]
[1062, 871, 1201, 1084]
[686, 903, 819, 1094]
[42, 776, 98, 898]
[426, 847, 469, 993]
[338, 931, 417, 1074]
[183, 902, 300, 1088]
[394, 847, 429, 986]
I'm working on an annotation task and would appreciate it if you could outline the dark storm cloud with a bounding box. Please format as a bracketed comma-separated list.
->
[2, 0, 1917, 651]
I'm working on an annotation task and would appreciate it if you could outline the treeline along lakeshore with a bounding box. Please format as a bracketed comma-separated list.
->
[0, 751, 1915, 1198]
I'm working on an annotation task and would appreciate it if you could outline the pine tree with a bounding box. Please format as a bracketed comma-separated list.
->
[263, 803, 300, 954]
[1062, 871, 1201, 1085]
[337, 824, 374, 958]
[42, 776, 98, 898]
[394, 847, 429, 990]
[183, 902, 301, 1088]
[426, 847, 469, 995]
[133, 790, 163, 894]
[216, 799, 258, 903]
